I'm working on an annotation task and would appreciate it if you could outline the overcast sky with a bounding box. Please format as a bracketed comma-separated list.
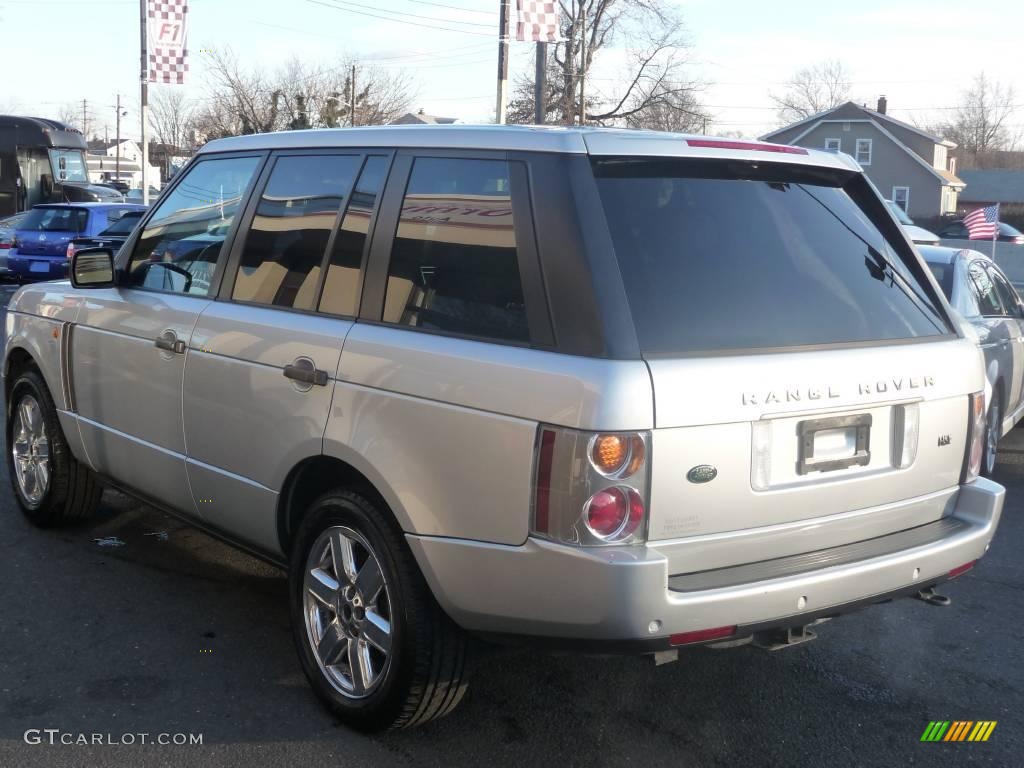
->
[0, 0, 1019, 140]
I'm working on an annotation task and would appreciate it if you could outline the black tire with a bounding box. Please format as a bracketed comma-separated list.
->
[289, 489, 469, 731]
[6, 367, 103, 526]
[982, 394, 1001, 478]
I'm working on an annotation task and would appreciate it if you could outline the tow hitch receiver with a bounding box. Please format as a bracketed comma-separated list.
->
[752, 624, 818, 651]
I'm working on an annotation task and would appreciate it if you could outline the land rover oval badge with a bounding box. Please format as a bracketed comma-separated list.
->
[687, 464, 717, 484]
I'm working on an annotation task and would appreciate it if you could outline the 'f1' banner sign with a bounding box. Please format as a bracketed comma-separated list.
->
[148, 0, 189, 84]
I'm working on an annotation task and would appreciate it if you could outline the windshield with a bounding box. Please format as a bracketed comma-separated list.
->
[18, 207, 88, 233]
[99, 211, 144, 236]
[48, 149, 89, 183]
[886, 200, 914, 225]
[594, 159, 950, 355]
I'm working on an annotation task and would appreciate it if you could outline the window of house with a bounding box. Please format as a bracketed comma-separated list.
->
[318, 155, 389, 317]
[824, 138, 841, 152]
[855, 138, 872, 165]
[232, 154, 360, 311]
[892, 186, 910, 212]
[382, 157, 528, 343]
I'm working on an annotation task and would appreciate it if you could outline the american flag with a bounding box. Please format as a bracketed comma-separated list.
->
[515, 0, 560, 43]
[964, 203, 1000, 240]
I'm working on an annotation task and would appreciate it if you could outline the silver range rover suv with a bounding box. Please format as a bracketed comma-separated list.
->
[3, 126, 1005, 730]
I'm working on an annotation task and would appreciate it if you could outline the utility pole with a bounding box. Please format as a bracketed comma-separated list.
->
[350, 65, 356, 127]
[578, 7, 586, 126]
[140, 0, 149, 205]
[81, 99, 89, 137]
[115, 94, 123, 183]
[495, 0, 509, 124]
[533, 42, 547, 125]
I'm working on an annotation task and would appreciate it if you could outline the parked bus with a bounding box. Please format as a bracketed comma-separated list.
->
[0, 115, 123, 217]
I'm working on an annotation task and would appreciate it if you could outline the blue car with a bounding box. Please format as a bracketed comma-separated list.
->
[7, 203, 147, 282]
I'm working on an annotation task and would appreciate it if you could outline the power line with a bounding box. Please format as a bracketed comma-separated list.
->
[402, 0, 494, 15]
[306, 0, 499, 37]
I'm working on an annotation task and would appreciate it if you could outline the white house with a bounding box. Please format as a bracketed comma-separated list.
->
[86, 139, 161, 191]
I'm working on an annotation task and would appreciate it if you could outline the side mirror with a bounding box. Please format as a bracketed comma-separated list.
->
[70, 248, 115, 288]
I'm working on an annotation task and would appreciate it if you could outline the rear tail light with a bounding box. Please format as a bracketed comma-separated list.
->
[670, 626, 736, 646]
[962, 391, 985, 483]
[532, 426, 651, 546]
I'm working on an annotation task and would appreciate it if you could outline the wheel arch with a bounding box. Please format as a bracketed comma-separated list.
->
[277, 453, 412, 559]
[4, 345, 40, 401]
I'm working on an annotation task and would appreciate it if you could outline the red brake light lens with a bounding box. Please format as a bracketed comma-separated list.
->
[685, 139, 808, 155]
[583, 486, 643, 540]
[533, 429, 557, 535]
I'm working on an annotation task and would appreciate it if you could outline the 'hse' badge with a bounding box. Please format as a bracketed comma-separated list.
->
[937, 435, 951, 447]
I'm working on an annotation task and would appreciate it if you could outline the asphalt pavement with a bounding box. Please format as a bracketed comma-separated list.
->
[0, 281, 1021, 767]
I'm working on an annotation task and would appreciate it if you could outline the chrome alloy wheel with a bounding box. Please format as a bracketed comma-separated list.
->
[303, 526, 393, 699]
[11, 394, 50, 505]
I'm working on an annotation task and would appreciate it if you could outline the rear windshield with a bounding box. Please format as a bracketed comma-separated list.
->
[593, 159, 950, 355]
[18, 207, 88, 233]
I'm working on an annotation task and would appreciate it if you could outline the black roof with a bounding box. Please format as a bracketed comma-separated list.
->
[0, 115, 87, 149]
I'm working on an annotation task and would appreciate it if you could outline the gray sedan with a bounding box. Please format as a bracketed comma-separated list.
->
[921, 245, 1024, 473]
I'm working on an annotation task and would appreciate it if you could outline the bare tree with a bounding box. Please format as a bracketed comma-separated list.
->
[193, 48, 415, 141]
[57, 103, 81, 131]
[507, 0, 706, 128]
[149, 87, 196, 151]
[936, 73, 1018, 156]
[770, 60, 851, 124]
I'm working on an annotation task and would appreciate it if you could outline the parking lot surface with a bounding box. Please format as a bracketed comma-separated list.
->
[0, 281, 1021, 767]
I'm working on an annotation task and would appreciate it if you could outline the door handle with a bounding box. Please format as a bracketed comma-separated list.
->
[154, 331, 186, 354]
[284, 358, 329, 387]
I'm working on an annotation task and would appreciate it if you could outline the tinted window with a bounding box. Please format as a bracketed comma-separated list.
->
[127, 156, 260, 296]
[594, 159, 949, 355]
[987, 264, 1021, 316]
[98, 211, 144, 236]
[968, 261, 1002, 316]
[927, 262, 953, 299]
[319, 155, 388, 316]
[233, 155, 359, 310]
[19, 207, 88, 233]
[382, 157, 527, 343]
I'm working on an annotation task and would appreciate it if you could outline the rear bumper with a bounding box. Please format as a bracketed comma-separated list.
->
[407, 478, 1004, 646]
[6, 254, 67, 280]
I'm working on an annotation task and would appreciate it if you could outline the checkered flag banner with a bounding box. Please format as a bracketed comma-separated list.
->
[515, 0, 561, 43]
[147, 0, 189, 84]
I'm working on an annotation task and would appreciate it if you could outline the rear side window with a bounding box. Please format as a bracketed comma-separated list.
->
[926, 262, 953, 300]
[986, 263, 1019, 316]
[233, 154, 360, 310]
[381, 157, 528, 343]
[968, 261, 1002, 316]
[594, 159, 950, 355]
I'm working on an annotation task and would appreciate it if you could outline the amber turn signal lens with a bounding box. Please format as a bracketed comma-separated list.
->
[590, 434, 645, 478]
[592, 435, 627, 473]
